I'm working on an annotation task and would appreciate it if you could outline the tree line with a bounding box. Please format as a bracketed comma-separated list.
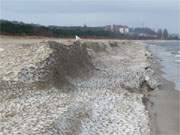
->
[0, 20, 179, 40]
[0, 20, 115, 38]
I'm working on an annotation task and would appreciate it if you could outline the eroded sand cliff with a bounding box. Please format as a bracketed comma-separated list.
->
[0, 37, 159, 135]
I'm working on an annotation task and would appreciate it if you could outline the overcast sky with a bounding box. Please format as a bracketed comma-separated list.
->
[0, 0, 180, 33]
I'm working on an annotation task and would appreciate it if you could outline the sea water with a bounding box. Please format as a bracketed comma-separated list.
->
[146, 41, 180, 91]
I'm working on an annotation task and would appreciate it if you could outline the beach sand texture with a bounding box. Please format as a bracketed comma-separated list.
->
[0, 36, 179, 135]
[148, 55, 180, 135]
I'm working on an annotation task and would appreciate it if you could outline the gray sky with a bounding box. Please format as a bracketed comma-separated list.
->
[0, 0, 180, 34]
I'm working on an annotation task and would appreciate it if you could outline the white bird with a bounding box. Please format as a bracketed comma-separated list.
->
[75, 35, 81, 41]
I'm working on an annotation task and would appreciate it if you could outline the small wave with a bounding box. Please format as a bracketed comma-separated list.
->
[175, 59, 180, 63]
[175, 54, 180, 58]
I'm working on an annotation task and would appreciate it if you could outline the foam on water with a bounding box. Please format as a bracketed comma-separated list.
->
[175, 49, 180, 63]
[175, 60, 180, 63]
[175, 54, 180, 58]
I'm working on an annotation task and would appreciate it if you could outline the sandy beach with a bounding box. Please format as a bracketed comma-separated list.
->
[0, 36, 179, 135]
[1, 0, 179, 134]
[0, 36, 158, 135]
[150, 82, 180, 135]
[148, 53, 180, 135]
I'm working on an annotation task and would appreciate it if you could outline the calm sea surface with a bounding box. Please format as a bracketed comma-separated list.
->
[146, 41, 180, 91]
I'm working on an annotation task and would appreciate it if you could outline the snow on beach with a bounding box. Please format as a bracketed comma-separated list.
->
[0, 37, 159, 135]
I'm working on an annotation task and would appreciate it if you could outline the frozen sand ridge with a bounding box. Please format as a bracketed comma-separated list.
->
[0, 40, 159, 135]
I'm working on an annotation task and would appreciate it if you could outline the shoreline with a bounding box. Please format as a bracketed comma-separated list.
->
[145, 45, 180, 135]
[1, 36, 178, 135]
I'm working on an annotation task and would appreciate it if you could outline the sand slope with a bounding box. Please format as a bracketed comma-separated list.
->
[0, 37, 159, 135]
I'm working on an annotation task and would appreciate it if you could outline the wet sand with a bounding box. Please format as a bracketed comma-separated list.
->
[149, 54, 180, 135]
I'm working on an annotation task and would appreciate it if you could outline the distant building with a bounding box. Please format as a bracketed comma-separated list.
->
[119, 27, 124, 33]
[105, 25, 129, 34]
[104, 25, 111, 31]
[124, 26, 129, 33]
